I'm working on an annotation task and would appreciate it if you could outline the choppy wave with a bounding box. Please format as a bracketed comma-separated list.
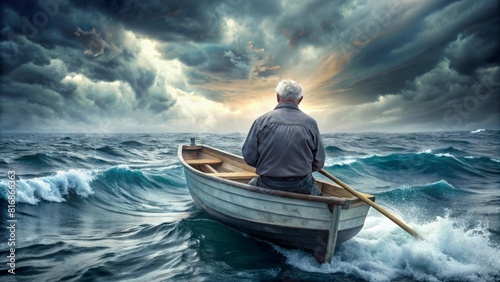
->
[95, 145, 124, 157]
[325, 155, 371, 166]
[325, 150, 499, 179]
[275, 212, 500, 282]
[0, 164, 189, 206]
[471, 129, 486, 133]
[0, 169, 96, 204]
[14, 153, 54, 167]
[0, 132, 498, 281]
[324, 145, 361, 156]
[9, 221, 199, 281]
[120, 140, 146, 147]
[376, 180, 473, 216]
[433, 146, 469, 156]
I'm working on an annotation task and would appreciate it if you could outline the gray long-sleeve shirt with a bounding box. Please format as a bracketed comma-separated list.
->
[242, 102, 325, 177]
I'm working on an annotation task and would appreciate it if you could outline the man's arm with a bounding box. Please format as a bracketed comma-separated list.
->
[311, 127, 326, 172]
[242, 120, 260, 167]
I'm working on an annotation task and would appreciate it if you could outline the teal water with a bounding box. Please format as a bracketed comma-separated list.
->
[1, 131, 499, 281]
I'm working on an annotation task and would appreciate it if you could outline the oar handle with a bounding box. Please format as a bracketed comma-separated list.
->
[319, 169, 423, 240]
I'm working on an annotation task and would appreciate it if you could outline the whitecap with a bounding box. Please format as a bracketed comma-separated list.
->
[275, 211, 500, 282]
[329, 156, 357, 166]
[162, 164, 183, 170]
[396, 179, 456, 192]
[435, 153, 454, 158]
[434, 153, 463, 163]
[1, 169, 96, 205]
[325, 155, 375, 167]
[470, 129, 486, 133]
[427, 179, 455, 188]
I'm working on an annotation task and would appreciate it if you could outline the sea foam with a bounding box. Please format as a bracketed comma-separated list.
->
[275, 211, 500, 282]
[325, 155, 374, 167]
[0, 169, 96, 205]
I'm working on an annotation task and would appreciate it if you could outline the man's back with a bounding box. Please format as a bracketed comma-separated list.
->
[242, 101, 325, 177]
[242, 79, 325, 195]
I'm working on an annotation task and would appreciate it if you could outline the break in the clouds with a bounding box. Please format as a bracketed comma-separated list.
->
[1, 0, 499, 133]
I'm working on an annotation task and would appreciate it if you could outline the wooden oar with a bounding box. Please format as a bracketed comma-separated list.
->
[319, 169, 423, 240]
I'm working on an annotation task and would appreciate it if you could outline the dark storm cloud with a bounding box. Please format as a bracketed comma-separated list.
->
[0, 0, 498, 132]
[66, 0, 270, 87]
[445, 21, 500, 76]
[161, 42, 208, 67]
[275, 0, 343, 47]
[74, 27, 107, 57]
[325, 0, 500, 104]
[0, 0, 181, 132]
[70, 0, 223, 42]
[159, 43, 242, 77]
[325, 60, 499, 132]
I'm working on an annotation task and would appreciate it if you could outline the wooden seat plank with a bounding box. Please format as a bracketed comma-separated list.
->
[186, 158, 223, 165]
[210, 171, 257, 180]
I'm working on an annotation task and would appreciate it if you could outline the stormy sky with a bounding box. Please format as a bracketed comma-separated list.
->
[1, 0, 499, 133]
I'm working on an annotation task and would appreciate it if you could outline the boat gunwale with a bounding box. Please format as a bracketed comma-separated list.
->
[178, 144, 357, 207]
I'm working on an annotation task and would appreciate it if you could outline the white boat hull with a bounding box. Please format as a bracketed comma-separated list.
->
[178, 144, 372, 262]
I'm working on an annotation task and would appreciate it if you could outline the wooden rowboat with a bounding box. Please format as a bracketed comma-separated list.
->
[178, 141, 374, 263]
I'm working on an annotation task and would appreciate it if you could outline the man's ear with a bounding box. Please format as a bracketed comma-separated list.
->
[276, 93, 280, 103]
[298, 96, 303, 104]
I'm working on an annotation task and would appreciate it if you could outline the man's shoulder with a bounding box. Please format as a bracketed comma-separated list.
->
[258, 107, 319, 127]
[255, 109, 275, 121]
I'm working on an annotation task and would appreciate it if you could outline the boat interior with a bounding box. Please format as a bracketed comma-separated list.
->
[181, 145, 373, 202]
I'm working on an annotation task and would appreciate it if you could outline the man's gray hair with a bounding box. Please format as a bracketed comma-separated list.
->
[276, 79, 302, 100]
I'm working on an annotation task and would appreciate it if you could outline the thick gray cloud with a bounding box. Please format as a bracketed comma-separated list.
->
[0, 0, 498, 133]
[324, 0, 500, 104]
[74, 27, 108, 57]
[71, 0, 224, 42]
[1, 0, 181, 132]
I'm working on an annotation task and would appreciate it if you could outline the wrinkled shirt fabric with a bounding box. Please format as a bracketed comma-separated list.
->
[242, 102, 325, 178]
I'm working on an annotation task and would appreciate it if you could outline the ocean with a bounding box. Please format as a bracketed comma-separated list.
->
[0, 131, 499, 282]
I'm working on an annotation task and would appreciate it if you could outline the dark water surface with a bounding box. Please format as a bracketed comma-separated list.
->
[1, 131, 499, 281]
